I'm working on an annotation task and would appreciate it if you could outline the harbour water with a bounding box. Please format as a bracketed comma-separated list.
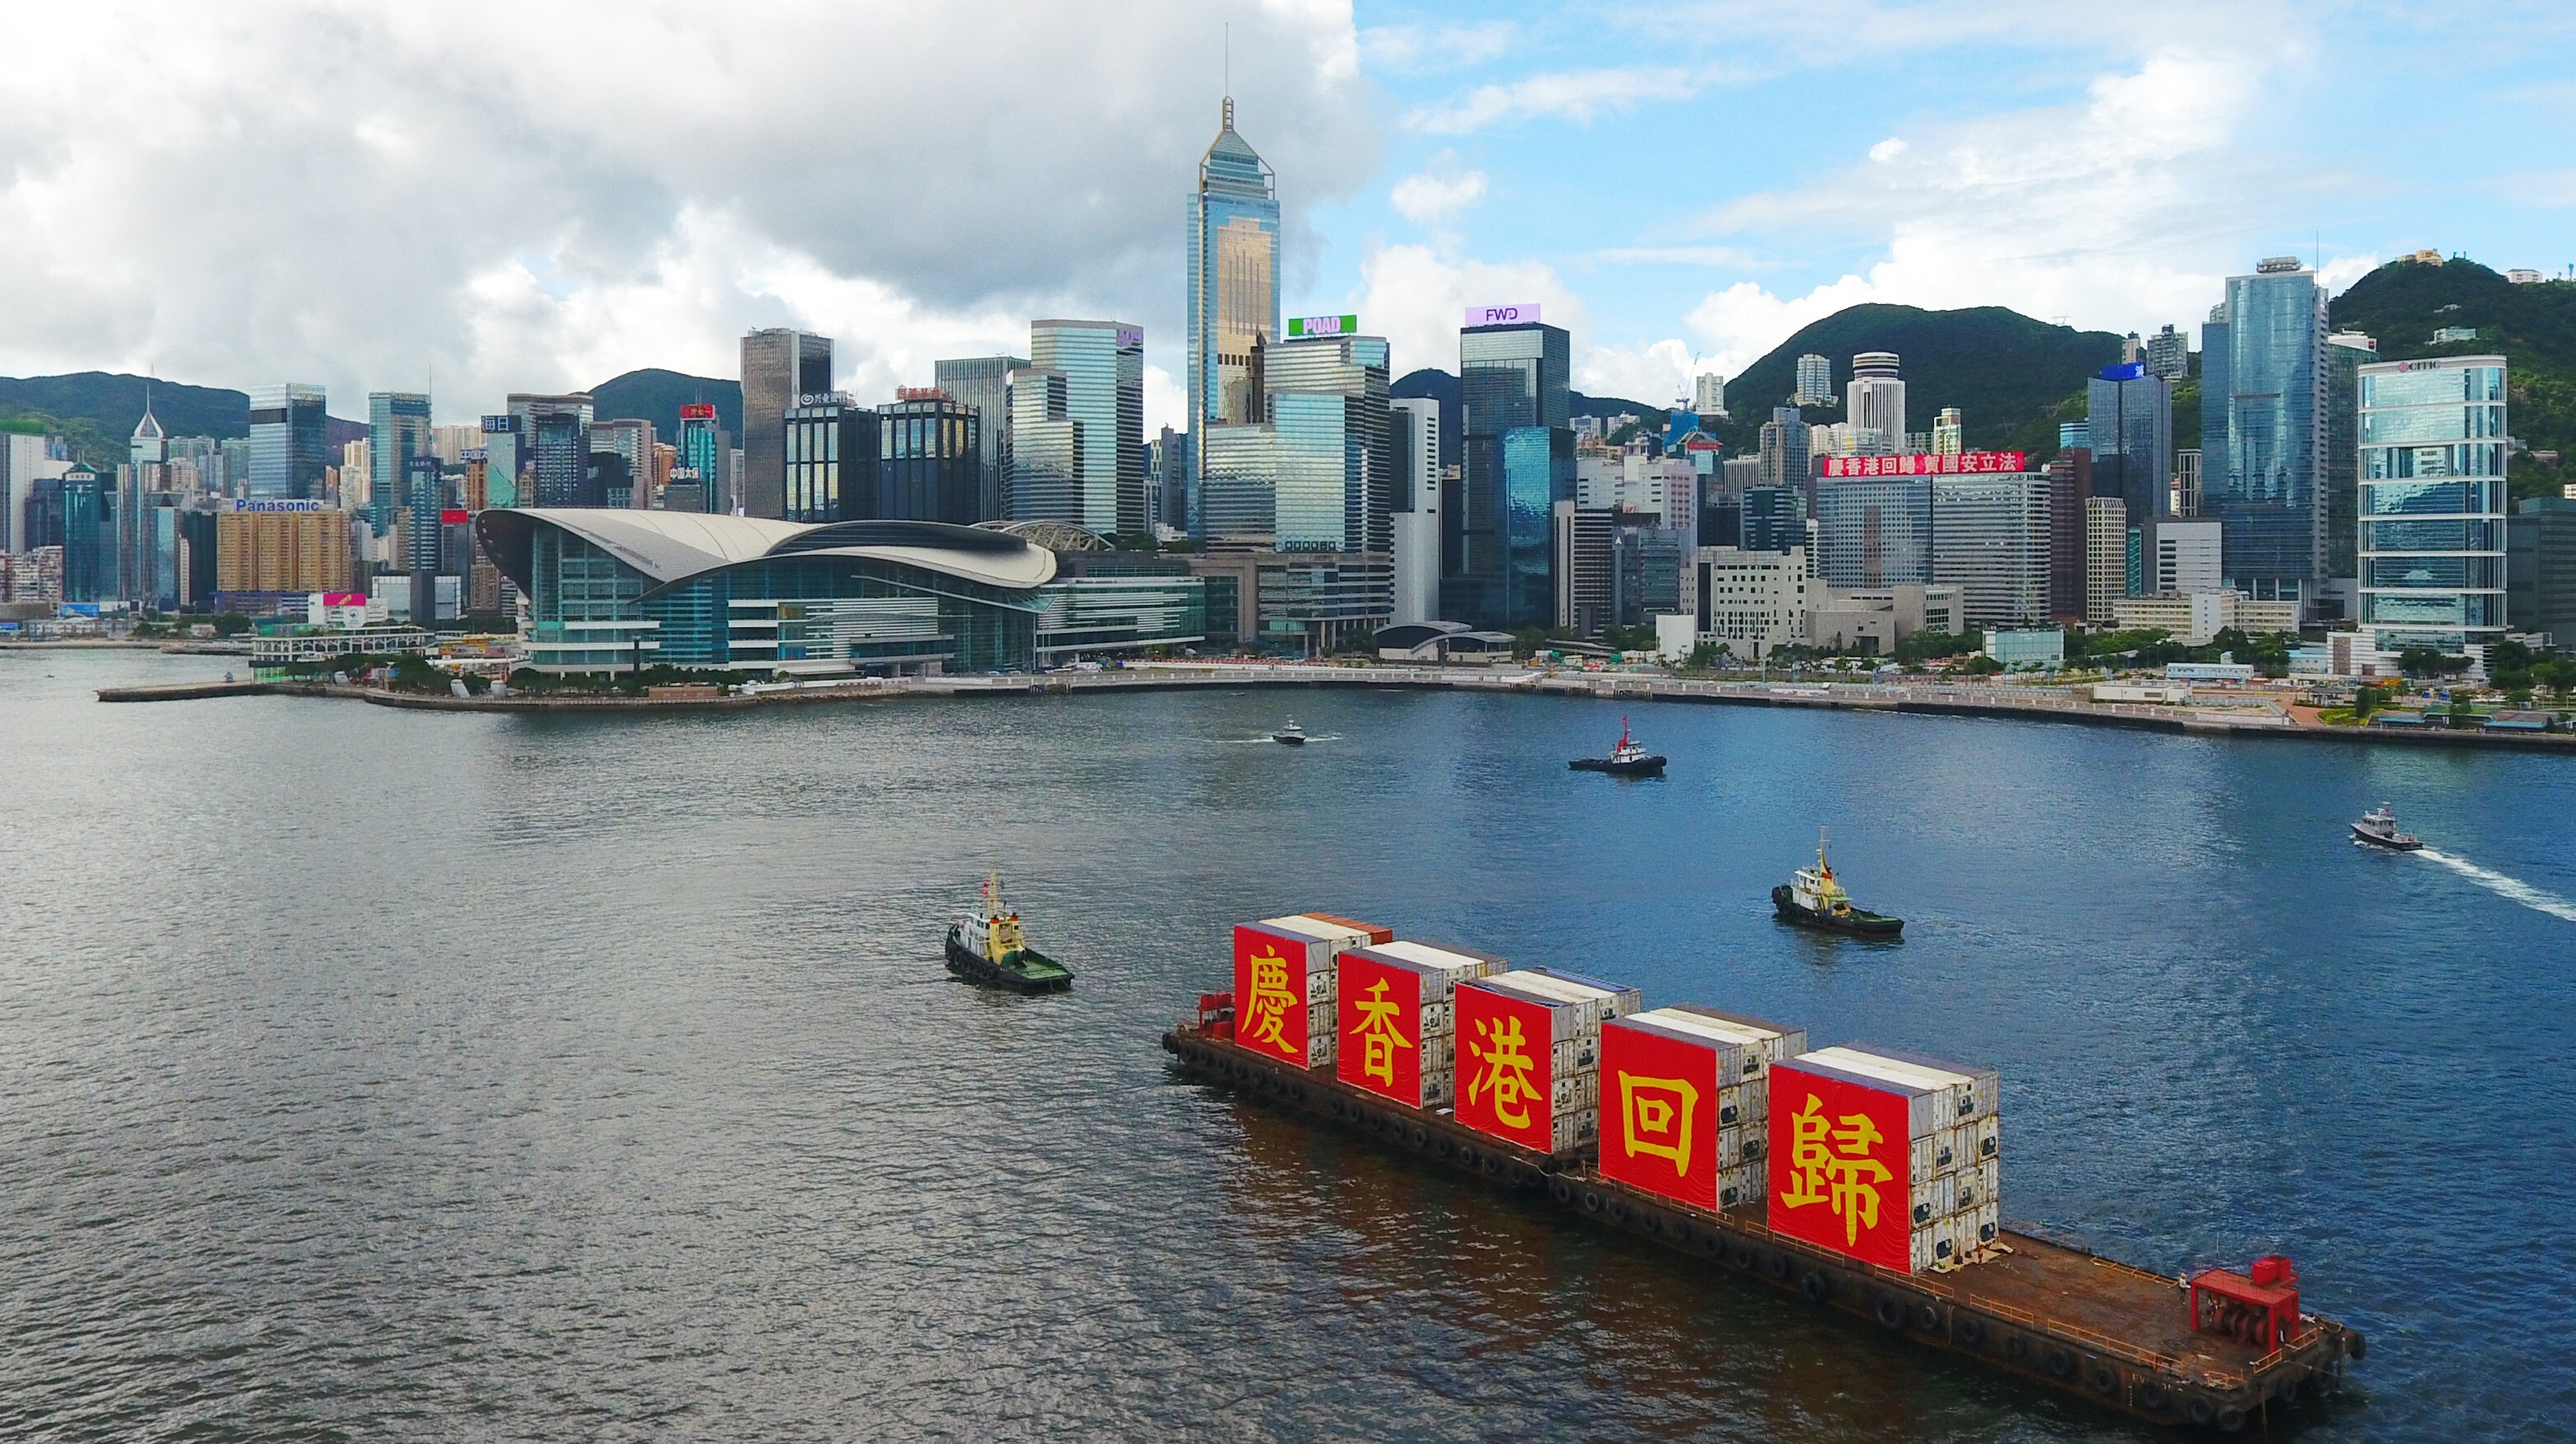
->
[3, 649, 2572, 1441]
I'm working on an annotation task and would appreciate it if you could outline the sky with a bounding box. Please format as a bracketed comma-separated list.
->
[2, 1, 2572, 431]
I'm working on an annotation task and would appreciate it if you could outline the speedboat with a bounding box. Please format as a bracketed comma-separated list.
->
[2351, 804, 2422, 851]
[1273, 719, 1307, 745]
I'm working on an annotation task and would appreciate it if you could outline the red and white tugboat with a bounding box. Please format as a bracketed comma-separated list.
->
[1570, 717, 1666, 776]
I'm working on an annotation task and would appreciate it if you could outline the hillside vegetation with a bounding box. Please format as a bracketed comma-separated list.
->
[2330, 257, 2575, 500]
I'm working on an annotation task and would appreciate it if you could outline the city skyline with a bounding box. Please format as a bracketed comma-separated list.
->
[1, 4, 2571, 435]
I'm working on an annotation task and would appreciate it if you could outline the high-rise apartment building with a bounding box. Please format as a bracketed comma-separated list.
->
[2357, 354, 2508, 657]
[1931, 407, 1963, 456]
[480, 415, 523, 509]
[2087, 363, 2172, 532]
[2172, 449, 2203, 518]
[248, 383, 329, 501]
[1450, 313, 1571, 628]
[2084, 497, 2129, 624]
[1758, 406, 1810, 491]
[935, 355, 1027, 523]
[2045, 449, 2092, 623]
[1694, 373, 1727, 419]
[1792, 354, 1832, 407]
[741, 329, 832, 520]
[1187, 97, 1281, 464]
[875, 390, 981, 524]
[1847, 353, 1906, 452]
[1931, 471, 2051, 629]
[2144, 324, 2189, 382]
[215, 499, 353, 595]
[592, 419, 655, 509]
[1031, 320, 1145, 536]
[2203, 259, 2326, 607]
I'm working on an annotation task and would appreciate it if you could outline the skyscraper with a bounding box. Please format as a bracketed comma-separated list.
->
[741, 329, 832, 519]
[1792, 354, 1832, 407]
[1932, 471, 2052, 629]
[480, 414, 524, 509]
[1847, 353, 1906, 454]
[405, 453, 442, 621]
[1814, 475, 1931, 589]
[677, 404, 724, 513]
[1390, 396, 1439, 624]
[369, 391, 432, 536]
[874, 390, 981, 523]
[248, 383, 329, 501]
[2144, 324, 2189, 382]
[1187, 96, 1281, 462]
[1448, 312, 1571, 627]
[2357, 354, 2508, 658]
[782, 394, 878, 523]
[1030, 320, 1145, 536]
[1694, 373, 1727, 419]
[1931, 407, 1963, 456]
[2324, 331, 2379, 598]
[2203, 258, 2326, 608]
[934, 354, 1027, 522]
[2086, 363, 2172, 532]
[508, 393, 594, 508]
[1201, 331, 1391, 556]
[592, 419, 655, 509]
[1006, 368, 1080, 523]
[1758, 406, 1810, 491]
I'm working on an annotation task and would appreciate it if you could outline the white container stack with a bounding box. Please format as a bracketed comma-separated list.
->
[1623, 1006, 1809, 1211]
[1457, 968, 1643, 1155]
[1336, 939, 1506, 1107]
[1799, 1044, 2003, 1271]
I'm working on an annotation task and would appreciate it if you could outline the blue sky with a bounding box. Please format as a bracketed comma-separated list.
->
[2, 2, 2570, 426]
[1284, 1, 2576, 406]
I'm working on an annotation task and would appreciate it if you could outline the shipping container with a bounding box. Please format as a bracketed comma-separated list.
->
[1769, 1048, 2004, 1273]
[1233, 920, 1332, 1066]
[1717, 1161, 1763, 1211]
[1292, 912, 1395, 945]
[1820, 1044, 2000, 1124]
[1454, 970, 1634, 1156]
[1335, 941, 1500, 1107]
[1656, 1004, 1810, 1076]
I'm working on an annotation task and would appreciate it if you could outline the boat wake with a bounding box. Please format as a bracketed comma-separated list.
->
[1217, 734, 1344, 744]
[2414, 848, 2576, 923]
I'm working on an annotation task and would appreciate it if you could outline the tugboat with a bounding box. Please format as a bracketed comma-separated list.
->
[1772, 832, 1904, 938]
[1570, 717, 1666, 776]
[2351, 803, 2423, 851]
[1273, 719, 1307, 745]
[944, 874, 1073, 993]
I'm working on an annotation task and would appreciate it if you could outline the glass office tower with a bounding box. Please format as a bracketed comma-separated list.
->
[740, 329, 832, 520]
[934, 355, 1027, 523]
[1450, 319, 1571, 627]
[2202, 260, 2325, 608]
[874, 391, 981, 524]
[1262, 333, 1392, 554]
[2357, 355, 2508, 657]
[247, 383, 329, 501]
[1005, 368, 1082, 525]
[782, 394, 879, 524]
[677, 405, 724, 513]
[1815, 476, 1932, 588]
[1187, 96, 1281, 523]
[509, 394, 594, 508]
[2085, 363, 2171, 530]
[1029, 320, 1144, 537]
[369, 391, 432, 535]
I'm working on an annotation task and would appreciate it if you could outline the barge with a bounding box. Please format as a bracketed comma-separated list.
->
[1163, 1010, 2362, 1434]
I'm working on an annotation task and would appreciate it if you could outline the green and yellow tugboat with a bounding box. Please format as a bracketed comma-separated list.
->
[946, 874, 1073, 993]
[1771, 832, 1904, 939]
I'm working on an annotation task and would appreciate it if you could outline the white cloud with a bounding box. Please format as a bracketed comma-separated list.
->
[1406, 63, 1712, 135]
[0, 1, 1375, 421]
[1390, 162, 1489, 227]
[1359, 20, 1517, 74]
[1576, 339, 1698, 408]
[1345, 242, 1588, 382]
[1671, 49, 2324, 379]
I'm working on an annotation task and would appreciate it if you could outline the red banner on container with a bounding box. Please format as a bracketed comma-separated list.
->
[1454, 983, 1553, 1151]
[1768, 1063, 1912, 1271]
[1337, 952, 1421, 1104]
[1233, 924, 1312, 1064]
[1818, 451, 2026, 478]
[1599, 1022, 1719, 1212]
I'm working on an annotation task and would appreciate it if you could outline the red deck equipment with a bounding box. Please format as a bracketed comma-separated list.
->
[2191, 1257, 2302, 1353]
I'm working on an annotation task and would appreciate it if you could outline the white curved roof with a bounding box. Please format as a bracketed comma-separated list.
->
[503, 508, 1055, 592]
[513, 508, 807, 583]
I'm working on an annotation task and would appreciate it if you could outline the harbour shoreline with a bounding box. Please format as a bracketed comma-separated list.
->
[91, 663, 2576, 752]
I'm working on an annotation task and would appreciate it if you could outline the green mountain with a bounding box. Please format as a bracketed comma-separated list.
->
[2328, 257, 2576, 501]
[1707, 304, 2125, 459]
[589, 368, 742, 442]
[0, 373, 374, 467]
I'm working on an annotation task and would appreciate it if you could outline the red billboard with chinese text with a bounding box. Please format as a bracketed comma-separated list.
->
[680, 403, 717, 420]
[1599, 1020, 1720, 1211]
[1768, 1059, 1914, 1271]
[1232, 923, 1314, 1065]
[1454, 982, 1555, 1151]
[1817, 451, 2027, 478]
[1337, 951, 1421, 1104]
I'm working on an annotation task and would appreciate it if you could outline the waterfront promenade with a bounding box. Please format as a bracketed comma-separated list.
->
[96, 660, 2576, 751]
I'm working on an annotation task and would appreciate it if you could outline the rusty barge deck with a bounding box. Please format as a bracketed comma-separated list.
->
[1164, 1023, 2361, 1434]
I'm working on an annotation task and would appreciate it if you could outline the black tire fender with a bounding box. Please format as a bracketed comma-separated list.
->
[2185, 1396, 2215, 1427]
[2087, 1361, 2119, 1396]
[1765, 1251, 1791, 1280]
[1457, 1143, 1479, 1168]
[2217, 1405, 2246, 1433]
[1801, 1270, 1831, 1305]
[1549, 1177, 1575, 1206]
[1913, 1304, 1941, 1333]
[1951, 1314, 1985, 1348]
[1609, 1198, 1632, 1224]
[1435, 1137, 1454, 1158]
[1876, 1295, 1907, 1330]
[1581, 1188, 1604, 1214]
[2347, 1329, 2367, 1362]
[2043, 1346, 2075, 1379]
[1409, 1124, 1429, 1148]
[2137, 1379, 2171, 1414]
[2002, 1333, 2029, 1361]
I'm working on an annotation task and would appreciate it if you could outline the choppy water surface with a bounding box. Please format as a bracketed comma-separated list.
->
[3, 650, 2572, 1441]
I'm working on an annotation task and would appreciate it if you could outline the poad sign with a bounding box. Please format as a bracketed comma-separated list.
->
[1768, 1060, 1912, 1270]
